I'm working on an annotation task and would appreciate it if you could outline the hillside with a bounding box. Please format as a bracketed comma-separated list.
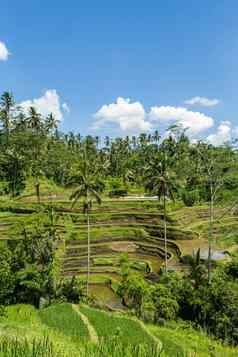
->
[0, 110, 238, 356]
[1, 187, 238, 355]
[0, 303, 237, 356]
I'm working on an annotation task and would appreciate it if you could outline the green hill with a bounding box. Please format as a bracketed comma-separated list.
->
[0, 303, 237, 356]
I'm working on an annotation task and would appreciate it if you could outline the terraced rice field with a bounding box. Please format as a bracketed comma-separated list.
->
[59, 200, 196, 287]
[1, 198, 235, 301]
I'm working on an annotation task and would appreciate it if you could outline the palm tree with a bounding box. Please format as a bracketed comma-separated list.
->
[196, 143, 228, 283]
[0, 91, 15, 143]
[15, 112, 27, 131]
[45, 113, 59, 132]
[184, 249, 207, 288]
[153, 130, 160, 145]
[144, 152, 175, 272]
[70, 150, 102, 295]
[27, 107, 44, 203]
[27, 107, 42, 133]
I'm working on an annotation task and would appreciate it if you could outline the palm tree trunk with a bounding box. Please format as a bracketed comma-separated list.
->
[35, 178, 40, 204]
[163, 192, 168, 272]
[208, 184, 213, 284]
[87, 212, 90, 296]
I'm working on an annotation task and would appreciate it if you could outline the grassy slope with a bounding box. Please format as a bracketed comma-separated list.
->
[39, 303, 89, 340]
[0, 304, 82, 355]
[0, 304, 238, 356]
[148, 322, 237, 357]
[79, 305, 155, 346]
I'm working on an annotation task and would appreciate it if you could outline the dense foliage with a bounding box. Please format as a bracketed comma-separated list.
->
[0, 91, 237, 203]
[117, 255, 238, 345]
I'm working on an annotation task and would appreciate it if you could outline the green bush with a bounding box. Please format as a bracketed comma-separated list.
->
[181, 190, 199, 207]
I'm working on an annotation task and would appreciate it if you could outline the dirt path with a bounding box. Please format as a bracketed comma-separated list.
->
[72, 304, 99, 344]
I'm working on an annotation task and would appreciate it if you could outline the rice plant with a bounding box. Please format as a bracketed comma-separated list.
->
[0, 337, 164, 357]
[80, 305, 154, 345]
[0, 337, 54, 357]
[39, 303, 88, 340]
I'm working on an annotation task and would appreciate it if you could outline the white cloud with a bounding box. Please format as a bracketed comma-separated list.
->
[207, 122, 238, 146]
[207, 121, 231, 146]
[184, 96, 219, 107]
[93, 97, 152, 132]
[0, 41, 10, 61]
[149, 106, 214, 136]
[62, 102, 70, 113]
[20, 89, 66, 121]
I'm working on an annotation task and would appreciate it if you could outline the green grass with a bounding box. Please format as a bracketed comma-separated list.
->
[39, 303, 89, 340]
[79, 305, 155, 346]
[0, 305, 81, 355]
[0, 336, 164, 357]
[0, 337, 56, 357]
[148, 321, 238, 357]
[1, 304, 238, 356]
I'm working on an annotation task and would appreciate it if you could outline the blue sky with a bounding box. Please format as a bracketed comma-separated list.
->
[1, 0, 238, 144]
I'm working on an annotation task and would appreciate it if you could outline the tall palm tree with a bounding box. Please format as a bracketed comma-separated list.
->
[0, 91, 15, 143]
[144, 152, 175, 272]
[27, 107, 44, 203]
[70, 150, 102, 295]
[196, 143, 227, 283]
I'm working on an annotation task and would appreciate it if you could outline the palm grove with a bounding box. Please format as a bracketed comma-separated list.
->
[1, 91, 238, 345]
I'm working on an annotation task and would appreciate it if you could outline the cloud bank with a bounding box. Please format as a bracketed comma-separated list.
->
[94, 97, 214, 136]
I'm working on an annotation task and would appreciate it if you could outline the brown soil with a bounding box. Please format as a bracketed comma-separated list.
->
[110, 241, 138, 253]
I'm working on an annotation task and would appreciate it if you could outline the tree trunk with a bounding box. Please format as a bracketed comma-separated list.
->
[12, 161, 17, 197]
[35, 178, 40, 204]
[208, 184, 214, 284]
[87, 212, 90, 296]
[163, 193, 168, 273]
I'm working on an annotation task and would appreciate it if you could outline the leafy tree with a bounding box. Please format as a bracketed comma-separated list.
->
[118, 274, 150, 317]
[57, 276, 86, 303]
[0, 246, 15, 305]
[0, 149, 26, 196]
[151, 284, 179, 321]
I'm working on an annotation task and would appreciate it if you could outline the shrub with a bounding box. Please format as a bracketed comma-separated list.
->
[181, 190, 199, 207]
[109, 189, 127, 198]
[57, 277, 86, 303]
